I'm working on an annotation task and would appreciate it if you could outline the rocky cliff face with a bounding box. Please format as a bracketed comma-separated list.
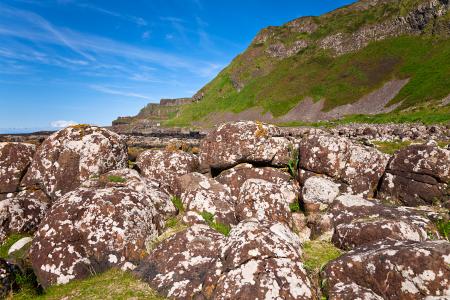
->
[119, 0, 450, 128]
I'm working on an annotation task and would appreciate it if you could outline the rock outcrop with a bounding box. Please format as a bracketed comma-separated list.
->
[0, 142, 35, 195]
[21, 125, 128, 200]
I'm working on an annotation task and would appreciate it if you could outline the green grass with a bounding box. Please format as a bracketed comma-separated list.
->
[170, 196, 184, 213]
[303, 240, 343, 273]
[289, 201, 302, 213]
[200, 211, 231, 236]
[0, 234, 30, 259]
[372, 140, 413, 155]
[10, 269, 166, 300]
[436, 219, 450, 241]
[107, 175, 126, 183]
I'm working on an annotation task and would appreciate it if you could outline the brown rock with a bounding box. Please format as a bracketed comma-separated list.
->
[136, 149, 199, 196]
[21, 125, 127, 201]
[0, 142, 35, 194]
[30, 186, 158, 287]
[322, 239, 450, 299]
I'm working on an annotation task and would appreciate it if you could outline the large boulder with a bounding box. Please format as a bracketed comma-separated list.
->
[136, 149, 199, 196]
[135, 225, 226, 300]
[322, 239, 450, 299]
[201, 220, 316, 300]
[299, 135, 389, 197]
[82, 168, 176, 229]
[327, 195, 436, 250]
[21, 125, 127, 200]
[29, 187, 158, 287]
[237, 179, 296, 227]
[178, 173, 237, 226]
[200, 121, 295, 171]
[0, 189, 50, 243]
[0, 142, 35, 195]
[215, 163, 298, 203]
[378, 144, 450, 207]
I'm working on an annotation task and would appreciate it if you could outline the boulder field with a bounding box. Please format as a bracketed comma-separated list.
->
[0, 121, 448, 299]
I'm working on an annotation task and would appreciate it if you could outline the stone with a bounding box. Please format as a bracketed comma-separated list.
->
[0, 142, 35, 194]
[200, 121, 295, 171]
[215, 163, 298, 203]
[21, 125, 127, 201]
[302, 176, 340, 212]
[379, 144, 450, 207]
[322, 239, 450, 299]
[30, 187, 158, 287]
[237, 179, 296, 227]
[178, 172, 237, 226]
[136, 149, 199, 196]
[327, 195, 436, 250]
[0, 189, 50, 243]
[201, 220, 316, 300]
[0, 258, 16, 298]
[299, 135, 389, 197]
[135, 225, 225, 299]
[82, 168, 176, 230]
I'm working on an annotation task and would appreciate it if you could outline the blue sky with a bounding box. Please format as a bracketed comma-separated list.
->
[0, 0, 355, 132]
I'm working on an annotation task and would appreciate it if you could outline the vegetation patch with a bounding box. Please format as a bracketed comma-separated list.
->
[436, 219, 450, 241]
[303, 240, 343, 273]
[289, 201, 302, 213]
[170, 196, 184, 213]
[107, 175, 127, 183]
[372, 140, 412, 155]
[200, 211, 231, 236]
[10, 269, 166, 300]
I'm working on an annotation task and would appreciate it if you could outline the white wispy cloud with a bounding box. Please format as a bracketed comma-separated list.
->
[50, 120, 78, 128]
[89, 85, 154, 100]
[74, 3, 148, 26]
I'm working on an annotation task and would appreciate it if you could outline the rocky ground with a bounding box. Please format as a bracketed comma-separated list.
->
[0, 121, 449, 299]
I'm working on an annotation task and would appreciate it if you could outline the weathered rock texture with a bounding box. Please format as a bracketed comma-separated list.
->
[21, 125, 127, 200]
[30, 187, 158, 287]
[322, 239, 450, 299]
[200, 121, 295, 171]
[0, 142, 35, 195]
[299, 135, 389, 197]
[136, 149, 199, 196]
[379, 144, 450, 207]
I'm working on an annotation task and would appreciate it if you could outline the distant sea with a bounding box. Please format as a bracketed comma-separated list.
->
[0, 127, 54, 134]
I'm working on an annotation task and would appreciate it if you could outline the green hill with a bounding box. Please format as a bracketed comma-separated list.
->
[122, 0, 450, 127]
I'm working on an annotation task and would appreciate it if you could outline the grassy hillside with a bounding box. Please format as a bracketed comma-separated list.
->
[162, 0, 450, 127]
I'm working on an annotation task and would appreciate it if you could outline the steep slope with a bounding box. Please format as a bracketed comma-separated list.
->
[122, 0, 450, 127]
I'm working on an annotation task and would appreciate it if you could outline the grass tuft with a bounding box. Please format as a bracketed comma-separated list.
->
[107, 175, 126, 183]
[303, 240, 342, 273]
[170, 196, 184, 213]
[10, 269, 166, 300]
[200, 211, 231, 236]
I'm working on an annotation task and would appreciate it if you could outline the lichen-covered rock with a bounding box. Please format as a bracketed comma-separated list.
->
[0, 189, 50, 243]
[0, 142, 35, 194]
[237, 179, 296, 227]
[82, 168, 176, 229]
[0, 258, 16, 298]
[299, 135, 389, 196]
[302, 176, 340, 212]
[201, 220, 316, 300]
[322, 239, 450, 299]
[379, 144, 450, 207]
[200, 121, 295, 171]
[21, 125, 127, 200]
[215, 163, 298, 203]
[30, 187, 158, 287]
[136, 149, 199, 196]
[135, 225, 226, 300]
[178, 172, 237, 226]
[327, 195, 436, 250]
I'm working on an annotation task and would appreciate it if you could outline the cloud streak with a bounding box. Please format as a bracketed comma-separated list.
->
[89, 85, 154, 100]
